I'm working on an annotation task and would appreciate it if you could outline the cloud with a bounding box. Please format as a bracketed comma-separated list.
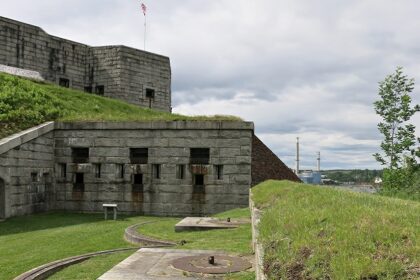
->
[2, 0, 420, 169]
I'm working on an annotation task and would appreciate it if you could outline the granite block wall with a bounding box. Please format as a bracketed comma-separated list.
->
[0, 16, 171, 111]
[53, 121, 253, 216]
[0, 123, 55, 218]
[0, 121, 253, 218]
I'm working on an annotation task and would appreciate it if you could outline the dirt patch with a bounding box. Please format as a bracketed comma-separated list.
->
[298, 247, 312, 260]
[286, 261, 306, 280]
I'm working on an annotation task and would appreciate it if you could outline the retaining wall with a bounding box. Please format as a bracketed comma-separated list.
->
[53, 122, 253, 216]
[0, 121, 253, 218]
[0, 122, 55, 218]
[250, 192, 266, 280]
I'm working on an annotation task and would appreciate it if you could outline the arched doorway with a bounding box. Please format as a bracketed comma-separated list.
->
[0, 178, 5, 219]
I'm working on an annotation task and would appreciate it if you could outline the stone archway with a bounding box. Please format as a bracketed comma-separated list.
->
[0, 178, 5, 219]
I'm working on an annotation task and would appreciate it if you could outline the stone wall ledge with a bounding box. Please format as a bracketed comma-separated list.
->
[54, 121, 254, 131]
[0, 122, 54, 155]
[0, 120, 253, 155]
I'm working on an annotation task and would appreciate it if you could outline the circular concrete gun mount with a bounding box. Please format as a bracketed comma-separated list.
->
[172, 254, 252, 274]
[124, 221, 177, 246]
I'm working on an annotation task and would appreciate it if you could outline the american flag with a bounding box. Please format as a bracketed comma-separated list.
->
[141, 3, 147, 16]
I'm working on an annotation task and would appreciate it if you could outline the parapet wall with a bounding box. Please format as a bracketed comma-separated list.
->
[0, 16, 171, 111]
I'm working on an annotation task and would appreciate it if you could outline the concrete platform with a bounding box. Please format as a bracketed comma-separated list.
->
[97, 248, 230, 279]
[175, 217, 248, 232]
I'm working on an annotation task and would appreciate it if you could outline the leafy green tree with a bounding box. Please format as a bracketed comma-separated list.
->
[373, 67, 420, 169]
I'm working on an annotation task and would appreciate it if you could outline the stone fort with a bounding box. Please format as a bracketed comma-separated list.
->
[0, 17, 299, 219]
[0, 16, 171, 111]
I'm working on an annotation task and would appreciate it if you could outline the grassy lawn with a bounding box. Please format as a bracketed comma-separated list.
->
[139, 208, 253, 254]
[0, 212, 147, 279]
[252, 180, 420, 280]
[0, 72, 241, 138]
[0, 209, 254, 280]
[48, 251, 134, 280]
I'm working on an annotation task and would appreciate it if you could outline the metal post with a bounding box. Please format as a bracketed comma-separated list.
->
[296, 137, 300, 175]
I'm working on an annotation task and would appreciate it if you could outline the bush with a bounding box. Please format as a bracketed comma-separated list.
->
[380, 165, 420, 201]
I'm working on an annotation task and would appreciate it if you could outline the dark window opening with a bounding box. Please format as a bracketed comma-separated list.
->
[59, 78, 70, 88]
[193, 174, 205, 193]
[62, 64, 66, 74]
[176, 164, 185, 179]
[118, 164, 125, 179]
[145, 88, 155, 98]
[134, 173, 143, 184]
[130, 148, 148, 164]
[72, 148, 89, 163]
[215, 165, 223, 180]
[190, 148, 210, 164]
[133, 174, 143, 192]
[95, 85, 104, 95]
[60, 163, 66, 178]
[194, 174, 204, 186]
[31, 172, 38, 182]
[73, 173, 85, 191]
[145, 88, 155, 108]
[153, 164, 161, 179]
[84, 86, 92, 93]
[94, 163, 101, 178]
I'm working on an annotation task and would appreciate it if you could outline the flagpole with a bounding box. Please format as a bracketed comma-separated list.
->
[144, 13, 146, 50]
[141, 3, 147, 51]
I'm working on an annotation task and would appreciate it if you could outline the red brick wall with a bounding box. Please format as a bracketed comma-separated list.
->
[252, 135, 301, 186]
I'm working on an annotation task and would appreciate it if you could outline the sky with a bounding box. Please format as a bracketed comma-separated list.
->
[2, 0, 420, 170]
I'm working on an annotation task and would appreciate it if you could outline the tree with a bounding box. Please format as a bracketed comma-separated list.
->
[373, 67, 420, 169]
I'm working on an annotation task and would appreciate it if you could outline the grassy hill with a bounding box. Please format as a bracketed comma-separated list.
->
[0, 72, 240, 139]
[252, 180, 419, 280]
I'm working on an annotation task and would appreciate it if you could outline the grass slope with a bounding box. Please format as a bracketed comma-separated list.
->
[252, 180, 420, 280]
[0, 210, 254, 280]
[0, 72, 241, 138]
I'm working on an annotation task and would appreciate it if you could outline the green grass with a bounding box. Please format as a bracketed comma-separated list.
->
[0, 209, 253, 280]
[0, 72, 241, 138]
[48, 251, 134, 280]
[138, 208, 253, 254]
[252, 180, 420, 280]
[0, 212, 146, 279]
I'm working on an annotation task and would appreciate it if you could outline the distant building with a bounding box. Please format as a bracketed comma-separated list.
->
[298, 171, 322, 185]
